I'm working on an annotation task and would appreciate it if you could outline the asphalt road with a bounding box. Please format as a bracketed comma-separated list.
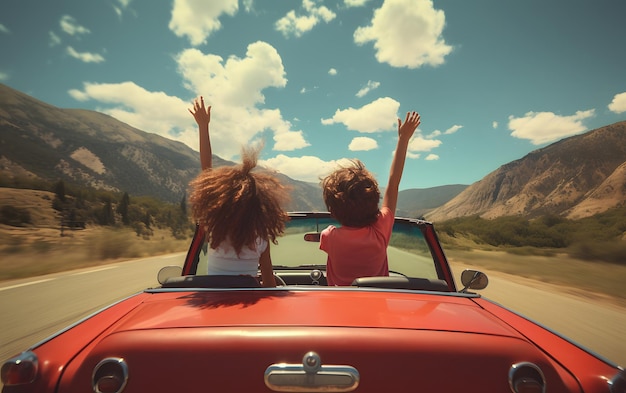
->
[0, 253, 184, 363]
[1, 254, 624, 379]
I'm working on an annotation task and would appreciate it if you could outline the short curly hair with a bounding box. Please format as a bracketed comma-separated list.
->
[322, 159, 380, 228]
[188, 145, 290, 255]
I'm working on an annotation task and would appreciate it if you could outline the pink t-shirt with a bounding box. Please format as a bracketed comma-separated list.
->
[320, 207, 395, 286]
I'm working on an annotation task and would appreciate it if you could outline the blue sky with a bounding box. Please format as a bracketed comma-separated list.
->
[1, 0, 625, 190]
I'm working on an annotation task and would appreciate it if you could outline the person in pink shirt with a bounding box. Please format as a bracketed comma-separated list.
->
[320, 111, 421, 286]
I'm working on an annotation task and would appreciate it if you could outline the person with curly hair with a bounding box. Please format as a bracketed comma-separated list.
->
[320, 111, 421, 286]
[187, 96, 290, 287]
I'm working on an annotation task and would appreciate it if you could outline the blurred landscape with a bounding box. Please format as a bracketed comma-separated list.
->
[1, 83, 625, 305]
[1, 185, 625, 309]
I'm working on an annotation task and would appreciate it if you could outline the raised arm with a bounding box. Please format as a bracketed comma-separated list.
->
[382, 111, 421, 213]
[189, 96, 212, 170]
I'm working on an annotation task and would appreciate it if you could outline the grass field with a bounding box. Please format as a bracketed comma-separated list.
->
[445, 248, 626, 306]
[0, 225, 190, 281]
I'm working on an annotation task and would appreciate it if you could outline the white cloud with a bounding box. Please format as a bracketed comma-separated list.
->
[0, 24, 10, 34]
[68, 42, 306, 160]
[354, 0, 452, 68]
[406, 152, 420, 159]
[321, 97, 400, 133]
[274, 130, 310, 151]
[425, 154, 439, 160]
[328, 68, 338, 76]
[176, 42, 286, 108]
[113, 0, 136, 19]
[608, 92, 626, 114]
[265, 109, 311, 151]
[300, 86, 318, 94]
[349, 136, 378, 151]
[59, 15, 90, 36]
[275, 11, 317, 38]
[169, 0, 238, 46]
[242, 0, 254, 12]
[508, 110, 595, 145]
[260, 155, 353, 183]
[444, 124, 462, 134]
[408, 135, 442, 152]
[0, 71, 8, 81]
[66, 47, 105, 63]
[175, 42, 308, 155]
[356, 80, 380, 98]
[275, 0, 336, 38]
[344, 0, 371, 7]
[49, 31, 61, 47]
[428, 125, 460, 137]
[492, 121, 498, 129]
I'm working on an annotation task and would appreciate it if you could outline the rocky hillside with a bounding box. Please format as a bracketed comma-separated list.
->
[426, 121, 626, 221]
[0, 83, 466, 213]
[0, 83, 323, 210]
[4, 83, 622, 221]
[396, 184, 467, 218]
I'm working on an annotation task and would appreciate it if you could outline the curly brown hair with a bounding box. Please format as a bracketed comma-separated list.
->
[188, 145, 290, 255]
[322, 159, 380, 228]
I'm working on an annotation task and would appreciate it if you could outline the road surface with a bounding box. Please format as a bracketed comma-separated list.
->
[0, 253, 183, 363]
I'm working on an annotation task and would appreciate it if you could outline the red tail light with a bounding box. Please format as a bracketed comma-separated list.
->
[610, 369, 626, 393]
[1, 351, 38, 386]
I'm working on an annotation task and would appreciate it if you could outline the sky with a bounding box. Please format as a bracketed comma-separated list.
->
[1, 0, 625, 190]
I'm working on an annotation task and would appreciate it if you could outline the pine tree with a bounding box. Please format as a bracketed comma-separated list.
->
[118, 192, 130, 225]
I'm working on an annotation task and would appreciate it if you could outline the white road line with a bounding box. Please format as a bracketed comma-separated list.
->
[0, 278, 55, 291]
[70, 266, 119, 276]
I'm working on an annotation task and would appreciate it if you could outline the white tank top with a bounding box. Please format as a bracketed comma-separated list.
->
[206, 237, 268, 276]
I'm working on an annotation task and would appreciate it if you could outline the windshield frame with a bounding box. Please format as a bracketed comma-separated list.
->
[182, 212, 456, 291]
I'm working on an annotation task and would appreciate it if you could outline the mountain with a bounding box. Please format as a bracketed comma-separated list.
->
[396, 184, 467, 218]
[0, 83, 322, 210]
[426, 121, 626, 222]
[4, 83, 622, 221]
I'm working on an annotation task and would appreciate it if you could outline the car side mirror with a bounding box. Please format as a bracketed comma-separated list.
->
[157, 266, 183, 284]
[460, 269, 488, 292]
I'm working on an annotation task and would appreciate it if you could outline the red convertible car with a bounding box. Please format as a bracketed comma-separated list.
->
[2, 212, 624, 392]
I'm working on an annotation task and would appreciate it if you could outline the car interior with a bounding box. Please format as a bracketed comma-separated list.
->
[160, 213, 453, 291]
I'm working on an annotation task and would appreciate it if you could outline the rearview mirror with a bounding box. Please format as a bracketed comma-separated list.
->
[304, 232, 321, 242]
[460, 269, 488, 292]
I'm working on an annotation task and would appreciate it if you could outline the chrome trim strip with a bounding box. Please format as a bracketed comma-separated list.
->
[145, 286, 481, 298]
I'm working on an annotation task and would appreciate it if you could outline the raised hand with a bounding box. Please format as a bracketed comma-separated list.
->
[189, 96, 211, 127]
[397, 111, 420, 141]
